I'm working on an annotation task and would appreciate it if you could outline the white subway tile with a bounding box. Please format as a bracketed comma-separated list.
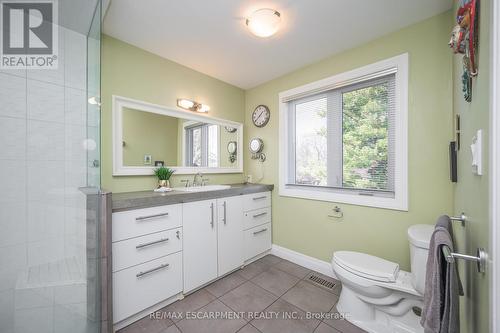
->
[27, 27, 65, 86]
[0, 117, 26, 160]
[0, 203, 26, 248]
[27, 201, 65, 242]
[0, 73, 26, 119]
[14, 305, 54, 333]
[0, 243, 27, 273]
[63, 233, 85, 266]
[54, 303, 93, 333]
[27, 238, 65, 267]
[27, 79, 64, 123]
[27, 161, 65, 203]
[65, 159, 87, 189]
[14, 287, 54, 310]
[54, 284, 86, 305]
[64, 87, 86, 125]
[0, 67, 27, 78]
[65, 123, 87, 161]
[0, 160, 26, 204]
[27, 120, 65, 161]
[0, 290, 14, 333]
[64, 29, 87, 90]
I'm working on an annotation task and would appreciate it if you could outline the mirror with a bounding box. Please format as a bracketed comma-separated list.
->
[113, 96, 243, 175]
[249, 138, 264, 153]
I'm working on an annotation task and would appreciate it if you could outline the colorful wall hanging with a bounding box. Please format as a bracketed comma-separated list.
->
[448, 0, 479, 102]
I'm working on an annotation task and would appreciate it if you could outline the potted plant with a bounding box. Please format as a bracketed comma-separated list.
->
[154, 166, 175, 188]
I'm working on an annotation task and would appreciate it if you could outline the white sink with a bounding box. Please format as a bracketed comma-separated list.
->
[174, 185, 231, 192]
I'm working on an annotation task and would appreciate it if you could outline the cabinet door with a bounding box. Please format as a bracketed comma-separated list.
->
[217, 196, 244, 276]
[183, 199, 218, 292]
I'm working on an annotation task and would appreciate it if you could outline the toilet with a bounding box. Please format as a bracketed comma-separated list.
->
[331, 224, 434, 333]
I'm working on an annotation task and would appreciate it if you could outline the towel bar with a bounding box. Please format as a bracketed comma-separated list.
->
[450, 213, 467, 226]
[442, 245, 487, 273]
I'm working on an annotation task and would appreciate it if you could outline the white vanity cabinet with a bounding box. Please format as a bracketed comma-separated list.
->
[183, 196, 245, 292]
[112, 204, 183, 324]
[217, 196, 244, 276]
[112, 190, 272, 327]
[182, 199, 219, 292]
[243, 192, 272, 260]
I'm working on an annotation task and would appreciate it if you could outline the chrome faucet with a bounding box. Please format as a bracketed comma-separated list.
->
[193, 172, 203, 187]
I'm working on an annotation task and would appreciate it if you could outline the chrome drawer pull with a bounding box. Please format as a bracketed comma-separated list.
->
[252, 196, 267, 201]
[210, 203, 214, 228]
[136, 238, 169, 249]
[136, 263, 169, 278]
[223, 201, 227, 225]
[253, 212, 267, 218]
[135, 212, 169, 221]
[253, 228, 268, 235]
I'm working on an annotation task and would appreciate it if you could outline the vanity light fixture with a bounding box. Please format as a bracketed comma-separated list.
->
[177, 99, 210, 113]
[246, 9, 281, 38]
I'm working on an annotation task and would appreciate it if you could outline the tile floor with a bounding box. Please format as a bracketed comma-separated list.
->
[117, 255, 367, 333]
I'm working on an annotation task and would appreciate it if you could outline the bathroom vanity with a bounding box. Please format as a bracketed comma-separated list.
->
[110, 184, 273, 329]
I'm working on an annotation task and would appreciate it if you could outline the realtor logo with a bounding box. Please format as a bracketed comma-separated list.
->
[1, 0, 58, 69]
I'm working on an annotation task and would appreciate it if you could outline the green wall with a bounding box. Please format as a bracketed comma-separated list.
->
[244, 12, 454, 270]
[122, 108, 179, 166]
[451, 0, 491, 331]
[101, 35, 246, 192]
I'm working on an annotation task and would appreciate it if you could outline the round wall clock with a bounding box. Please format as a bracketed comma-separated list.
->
[252, 105, 270, 128]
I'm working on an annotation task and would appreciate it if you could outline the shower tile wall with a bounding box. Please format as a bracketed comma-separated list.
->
[0, 26, 90, 333]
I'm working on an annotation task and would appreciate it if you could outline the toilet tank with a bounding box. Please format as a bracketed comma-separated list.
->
[407, 224, 434, 295]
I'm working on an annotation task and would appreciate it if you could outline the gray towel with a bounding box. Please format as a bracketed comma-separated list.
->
[420, 216, 464, 333]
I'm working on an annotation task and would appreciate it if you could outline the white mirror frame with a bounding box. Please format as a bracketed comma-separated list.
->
[112, 95, 244, 176]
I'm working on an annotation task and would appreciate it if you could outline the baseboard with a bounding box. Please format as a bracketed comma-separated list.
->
[271, 244, 337, 279]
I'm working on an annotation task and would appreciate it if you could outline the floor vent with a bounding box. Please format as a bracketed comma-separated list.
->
[307, 273, 336, 290]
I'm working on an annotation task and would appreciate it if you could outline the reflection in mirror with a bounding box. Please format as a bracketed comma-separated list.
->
[123, 108, 179, 167]
[121, 106, 240, 170]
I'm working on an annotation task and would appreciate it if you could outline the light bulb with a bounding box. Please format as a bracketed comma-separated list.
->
[177, 99, 195, 110]
[197, 104, 210, 113]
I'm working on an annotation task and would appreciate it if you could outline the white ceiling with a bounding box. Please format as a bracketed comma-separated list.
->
[103, 0, 452, 89]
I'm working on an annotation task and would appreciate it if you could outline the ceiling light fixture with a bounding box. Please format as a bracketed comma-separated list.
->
[246, 8, 281, 38]
[177, 99, 210, 113]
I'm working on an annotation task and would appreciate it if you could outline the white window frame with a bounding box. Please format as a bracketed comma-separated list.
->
[278, 54, 408, 211]
[184, 122, 219, 167]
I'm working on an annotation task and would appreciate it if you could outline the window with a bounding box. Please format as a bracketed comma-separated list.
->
[279, 54, 408, 210]
[185, 123, 219, 167]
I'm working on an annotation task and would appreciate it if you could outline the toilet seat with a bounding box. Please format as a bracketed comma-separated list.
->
[333, 251, 400, 283]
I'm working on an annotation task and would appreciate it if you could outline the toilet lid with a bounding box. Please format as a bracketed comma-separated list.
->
[334, 251, 399, 283]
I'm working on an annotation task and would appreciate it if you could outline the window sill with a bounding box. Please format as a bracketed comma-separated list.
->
[279, 185, 408, 211]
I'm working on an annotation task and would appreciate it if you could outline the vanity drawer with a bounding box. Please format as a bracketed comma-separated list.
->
[112, 228, 182, 272]
[243, 191, 271, 211]
[244, 223, 272, 261]
[112, 204, 182, 242]
[113, 252, 182, 323]
[243, 207, 271, 230]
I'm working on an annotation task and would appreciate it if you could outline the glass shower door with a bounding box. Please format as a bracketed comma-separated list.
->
[0, 0, 103, 332]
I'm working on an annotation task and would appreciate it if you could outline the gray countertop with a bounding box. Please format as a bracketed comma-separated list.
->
[112, 183, 274, 212]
